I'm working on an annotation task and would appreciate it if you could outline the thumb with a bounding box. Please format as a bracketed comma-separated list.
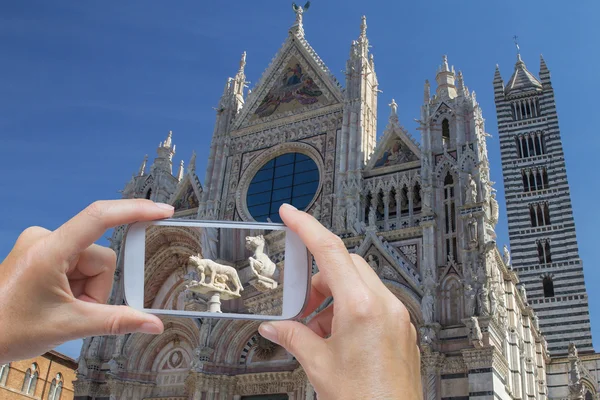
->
[69, 302, 164, 338]
[259, 321, 327, 368]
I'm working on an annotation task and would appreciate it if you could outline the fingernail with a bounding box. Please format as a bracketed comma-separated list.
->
[155, 203, 174, 211]
[281, 203, 297, 211]
[139, 322, 163, 334]
[259, 323, 279, 344]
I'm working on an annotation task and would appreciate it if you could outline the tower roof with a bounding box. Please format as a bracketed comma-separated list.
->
[504, 54, 542, 95]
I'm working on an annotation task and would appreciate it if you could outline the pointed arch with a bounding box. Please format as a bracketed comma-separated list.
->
[439, 274, 464, 326]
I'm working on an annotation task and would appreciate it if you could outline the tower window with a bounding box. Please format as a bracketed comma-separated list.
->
[511, 98, 541, 121]
[522, 167, 549, 192]
[537, 240, 552, 264]
[48, 373, 63, 400]
[442, 118, 450, 143]
[517, 132, 546, 159]
[543, 276, 555, 298]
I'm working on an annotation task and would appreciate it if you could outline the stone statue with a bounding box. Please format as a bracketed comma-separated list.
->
[108, 358, 119, 374]
[368, 205, 376, 228]
[477, 284, 490, 316]
[311, 203, 321, 220]
[533, 314, 540, 331]
[519, 285, 528, 304]
[346, 202, 358, 232]
[335, 207, 346, 232]
[489, 193, 499, 225]
[187, 255, 244, 296]
[246, 235, 278, 291]
[201, 227, 219, 260]
[389, 99, 398, 116]
[466, 174, 477, 203]
[367, 255, 379, 272]
[464, 283, 477, 317]
[112, 334, 128, 358]
[421, 287, 435, 324]
[569, 342, 584, 399]
[292, 1, 310, 24]
[489, 284, 498, 316]
[502, 245, 511, 267]
[468, 215, 478, 246]
[569, 342, 579, 359]
[419, 326, 436, 346]
[468, 316, 483, 342]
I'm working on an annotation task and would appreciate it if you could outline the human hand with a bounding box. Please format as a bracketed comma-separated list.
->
[0, 199, 174, 364]
[258, 204, 421, 400]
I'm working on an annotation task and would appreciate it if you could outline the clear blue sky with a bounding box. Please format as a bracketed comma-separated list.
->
[1, 1, 598, 360]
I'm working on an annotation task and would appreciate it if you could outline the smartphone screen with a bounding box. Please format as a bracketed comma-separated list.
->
[143, 224, 286, 316]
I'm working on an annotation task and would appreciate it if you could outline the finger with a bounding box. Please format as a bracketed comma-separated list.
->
[349, 254, 388, 291]
[306, 303, 334, 338]
[300, 272, 332, 318]
[14, 226, 51, 249]
[69, 244, 117, 304]
[49, 199, 174, 262]
[279, 204, 367, 302]
[67, 302, 164, 337]
[259, 321, 328, 371]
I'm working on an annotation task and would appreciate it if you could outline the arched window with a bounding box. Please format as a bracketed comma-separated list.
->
[0, 364, 8, 386]
[545, 241, 552, 263]
[537, 242, 545, 264]
[48, 373, 63, 400]
[413, 182, 422, 213]
[145, 188, 152, 200]
[522, 170, 529, 192]
[543, 277, 555, 298]
[544, 202, 551, 225]
[400, 186, 409, 216]
[442, 118, 450, 143]
[530, 205, 537, 227]
[536, 204, 544, 226]
[363, 192, 372, 223]
[21, 363, 38, 395]
[440, 275, 463, 325]
[542, 168, 549, 189]
[389, 187, 397, 218]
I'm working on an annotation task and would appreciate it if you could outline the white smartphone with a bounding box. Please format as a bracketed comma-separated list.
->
[123, 219, 311, 320]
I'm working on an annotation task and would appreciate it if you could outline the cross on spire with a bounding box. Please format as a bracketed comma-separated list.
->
[513, 35, 520, 55]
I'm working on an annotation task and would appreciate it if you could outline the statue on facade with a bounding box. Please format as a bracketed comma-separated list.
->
[368, 205, 376, 228]
[464, 283, 477, 317]
[201, 227, 219, 260]
[367, 254, 379, 272]
[489, 192, 499, 225]
[421, 287, 435, 324]
[465, 174, 477, 204]
[468, 316, 483, 344]
[518, 285, 528, 304]
[335, 206, 346, 232]
[346, 202, 358, 233]
[311, 203, 321, 220]
[246, 235, 278, 291]
[502, 244, 511, 268]
[389, 99, 398, 116]
[467, 215, 478, 247]
[568, 343, 585, 399]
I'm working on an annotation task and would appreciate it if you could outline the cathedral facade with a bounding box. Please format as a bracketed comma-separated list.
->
[74, 9, 597, 400]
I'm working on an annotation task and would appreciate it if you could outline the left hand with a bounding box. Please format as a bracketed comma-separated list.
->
[0, 199, 174, 363]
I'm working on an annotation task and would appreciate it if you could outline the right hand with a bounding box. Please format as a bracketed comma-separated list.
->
[258, 204, 421, 400]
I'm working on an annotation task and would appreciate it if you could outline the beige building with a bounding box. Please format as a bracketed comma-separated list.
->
[0, 351, 77, 400]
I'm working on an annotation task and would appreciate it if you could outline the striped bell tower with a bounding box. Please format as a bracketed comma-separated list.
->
[493, 53, 594, 355]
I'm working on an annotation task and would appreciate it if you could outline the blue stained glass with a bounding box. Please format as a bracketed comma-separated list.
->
[246, 153, 320, 222]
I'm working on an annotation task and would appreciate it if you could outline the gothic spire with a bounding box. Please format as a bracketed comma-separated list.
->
[356, 16, 369, 57]
[540, 54, 551, 86]
[188, 150, 197, 173]
[456, 71, 467, 97]
[138, 154, 148, 176]
[424, 79, 430, 103]
[435, 55, 457, 99]
[504, 54, 542, 95]
[177, 160, 185, 181]
[493, 64, 503, 83]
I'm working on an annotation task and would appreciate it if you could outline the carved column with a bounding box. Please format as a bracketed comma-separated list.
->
[408, 185, 414, 225]
[395, 189, 401, 223]
[422, 351, 444, 400]
[383, 188, 390, 230]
